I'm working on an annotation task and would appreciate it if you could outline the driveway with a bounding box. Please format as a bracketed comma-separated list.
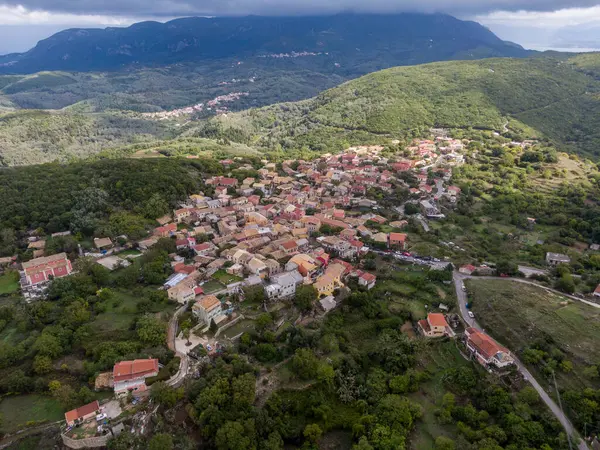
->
[453, 272, 588, 450]
[102, 400, 122, 419]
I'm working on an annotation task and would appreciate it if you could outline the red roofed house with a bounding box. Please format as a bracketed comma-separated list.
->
[280, 240, 299, 254]
[594, 284, 600, 298]
[113, 359, 159, 395]
[418, 313, 454, 338]
[22, 252, 73, 286]
[464, 328, 514, 369]
[155, 223, 177, 238]
[392, 161, 412, 172]
[388, 233, 407, 250]
[459, 264, 476, 275]
[358, 271, 377, 290]
[65, 400, 100, 426]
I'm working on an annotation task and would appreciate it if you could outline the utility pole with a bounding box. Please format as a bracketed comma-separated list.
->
[553, 370, 573, 450]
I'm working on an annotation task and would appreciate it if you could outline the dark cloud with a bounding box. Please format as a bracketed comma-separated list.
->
[1, 0, 599, 18]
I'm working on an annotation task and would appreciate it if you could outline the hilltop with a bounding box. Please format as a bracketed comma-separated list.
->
[0, 13, 529, 74]
[207, 54, 600, 159]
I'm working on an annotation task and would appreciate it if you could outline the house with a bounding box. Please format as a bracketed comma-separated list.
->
[314, 263, 345, 298]
[113, 359, 159, 395]
[174, 208, 192, 223]
[192, 295, 223, 326]
[546, 252, 571, 266]
[280, 240, 299, 254]
[22, 253, 73, 286]
[594, 284, 600, 298]
[265, 270, 303, 301]
[65, 400, 100, 426]
[286, 254, 318, 278]
[388, 233, 407, 250]
[94, 237, 113, 250]
[247, 257, 268, 277]
[417, 313, 454, 338]
[358, 271, 377, 290]
[464, 327, 514, 369]
[167, 272, 200, 304]
[319, 295, 337, 313]
[459, 264, 476, 275]
[155, 223, 177, 237]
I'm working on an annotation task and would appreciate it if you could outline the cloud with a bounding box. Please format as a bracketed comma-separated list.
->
[1, 0, 600, 18]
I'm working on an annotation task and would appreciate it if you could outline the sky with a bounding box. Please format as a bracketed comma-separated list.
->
[0, 1, 599, 54]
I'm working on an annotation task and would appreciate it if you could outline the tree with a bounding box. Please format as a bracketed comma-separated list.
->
[291, 348, 320, 380]
[304, 423, 323, 444]
[255, 313, 273, 332]
[263, 431, 284, 450]
[148, 433, 173, 450]
[136, 315, 167, 346]
[555, 274, 576, 294]
[107, 432, 142, 450]
[33, 332, 63, 359]
[244, 285, 265, 304]
[294, 285, 317, 312]
[405, 203, 420, 215]
[151, 382, 183, 408]
[435, 436, 456, 450]
[215, 420, 256, 450]
[183, 328, 191, 345]
[33, 354, 53, 375]
[353, 436, 374, 450]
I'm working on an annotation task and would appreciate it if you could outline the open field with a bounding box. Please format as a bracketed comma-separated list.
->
[0, 394, 64, 433]
[0, 272, 19, 295]
[211, 270, 243, 285]
[467, 279, 600, 390]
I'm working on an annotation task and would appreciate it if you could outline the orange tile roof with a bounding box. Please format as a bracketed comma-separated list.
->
[65, 400, 100, 424]
[113, 359, 158, 383]
[427, 313, 448, 328]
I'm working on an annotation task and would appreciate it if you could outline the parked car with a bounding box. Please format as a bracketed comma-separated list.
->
[96, 413, 107, 421]
[468, 311, 475, 319]
[403, 252, 411, 257]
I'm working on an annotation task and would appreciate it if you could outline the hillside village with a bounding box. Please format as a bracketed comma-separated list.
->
[5, 132, 600, 448]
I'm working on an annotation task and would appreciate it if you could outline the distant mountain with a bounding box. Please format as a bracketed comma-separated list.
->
[0, 13, 530, 74]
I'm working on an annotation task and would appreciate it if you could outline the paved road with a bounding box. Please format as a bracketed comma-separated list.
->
[453, 272, 588, 450]
[166, 303, 191, 387]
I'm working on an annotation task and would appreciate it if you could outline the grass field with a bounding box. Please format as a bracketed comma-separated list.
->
[467, 279, 600, 390]
[0, 271, 19, 295]
[0, 394, 64, 433]
[201, 280, 224, 294]
[211, 270, 243, 285]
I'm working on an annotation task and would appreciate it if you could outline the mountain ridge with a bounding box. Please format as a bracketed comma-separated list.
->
[0, 13, 531, 74]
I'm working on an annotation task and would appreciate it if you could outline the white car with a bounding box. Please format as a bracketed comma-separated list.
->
[96, 413, 107, 421]
[468, 311, 475, 319]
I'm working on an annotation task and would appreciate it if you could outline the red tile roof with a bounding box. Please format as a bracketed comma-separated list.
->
[65, 400, 100, 424]
[427, 313, 448, 328]
[360, 272, 377, 282]
[465, 328, 508, 360]
[113, 359, 159, 383]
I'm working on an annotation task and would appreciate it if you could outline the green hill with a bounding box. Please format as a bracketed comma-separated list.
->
[209, 55, 600, 158]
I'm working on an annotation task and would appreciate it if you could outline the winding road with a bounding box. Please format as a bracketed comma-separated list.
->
[166, 303, 191, 387]
[453, 272, 588, 450]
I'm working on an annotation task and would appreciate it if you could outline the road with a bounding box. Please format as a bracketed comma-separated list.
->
[166, 303, 191, 387]
[453, 272, 588, 450]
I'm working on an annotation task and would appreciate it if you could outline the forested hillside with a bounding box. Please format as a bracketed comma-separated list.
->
[0, 14, 528, 74]
[209, 54, 600, 159]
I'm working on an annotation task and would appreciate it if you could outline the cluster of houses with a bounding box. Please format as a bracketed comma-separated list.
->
[418, 312, 514, 370]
